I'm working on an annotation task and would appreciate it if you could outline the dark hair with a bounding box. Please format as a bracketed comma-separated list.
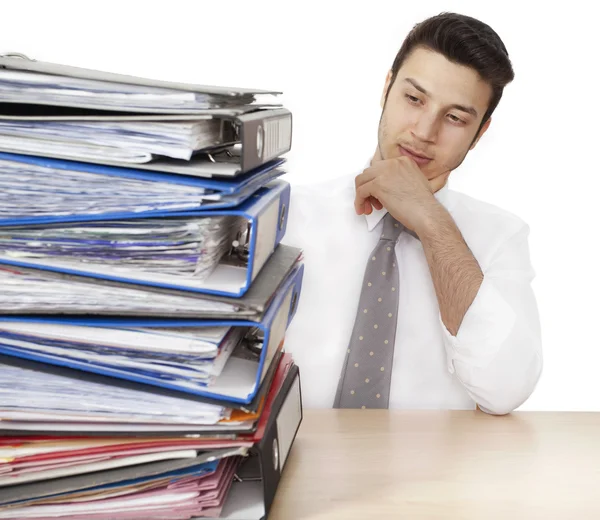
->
[388, 12, 514, 134]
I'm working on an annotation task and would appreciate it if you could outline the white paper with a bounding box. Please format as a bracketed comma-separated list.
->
[0, 322, 230, 353]
[0, 253, 250, 292]
[0, 322, 249, 387]
[0, 265, 239, 314]
[0, 420, 252, 432]
[0, 158, 217, 217]
[0, 491, 201, 518]
[0, 364, 227, 424]
[0, 449, 198, 486]
[0, 119, 225, 163]
[0, 69, 257, 111]
[0, 212, 250, 291]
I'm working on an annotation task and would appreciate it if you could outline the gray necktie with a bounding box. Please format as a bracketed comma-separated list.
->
[333, 212, 404, 409]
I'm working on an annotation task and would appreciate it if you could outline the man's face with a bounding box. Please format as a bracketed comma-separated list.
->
[376, 46, 493, 181]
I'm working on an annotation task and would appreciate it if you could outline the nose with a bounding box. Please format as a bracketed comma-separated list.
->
[411, 111, 438, 144]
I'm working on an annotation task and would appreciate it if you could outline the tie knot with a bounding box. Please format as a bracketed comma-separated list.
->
[380, 213, 404, 242]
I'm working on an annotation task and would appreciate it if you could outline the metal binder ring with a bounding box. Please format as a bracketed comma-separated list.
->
[256, 124, 264, 160]
[0, 52, 32, 60]
[272, 438, 280, 471]
[279, 203, 286, 230]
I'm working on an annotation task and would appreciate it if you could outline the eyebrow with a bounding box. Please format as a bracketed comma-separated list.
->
[403, 77, 479, 118]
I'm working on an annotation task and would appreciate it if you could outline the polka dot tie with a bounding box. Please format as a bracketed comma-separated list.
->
[333, 213, 404, 409]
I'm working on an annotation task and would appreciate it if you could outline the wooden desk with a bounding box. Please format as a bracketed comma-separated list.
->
[268, 410, 600, 519]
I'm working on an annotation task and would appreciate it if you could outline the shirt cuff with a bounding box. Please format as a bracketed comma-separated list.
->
[440, 275, 517, 374]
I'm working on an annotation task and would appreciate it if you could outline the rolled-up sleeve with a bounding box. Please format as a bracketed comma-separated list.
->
[439, 224, 543, 415]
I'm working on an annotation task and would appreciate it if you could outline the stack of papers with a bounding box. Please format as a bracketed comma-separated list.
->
[0, 323, 247, 390]
[0, 362, 261, 431]
[0, 53, 303, 520]
[0, 119, 228, 163]
[0, 447, 248, 518]
[0, 439, 249, 488]
[0, 55, 292, 177]
[0, 158, 212, 217]
[0, 264, 239, 315]
[0, 351, 299, 519]
[0, 244, 303, 319]
[0, 216, 244, 281]
[0, 157, 277, 221]
[0, 69, 275, 112]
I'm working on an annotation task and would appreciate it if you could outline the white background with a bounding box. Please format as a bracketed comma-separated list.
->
[2, 0, 598, 410]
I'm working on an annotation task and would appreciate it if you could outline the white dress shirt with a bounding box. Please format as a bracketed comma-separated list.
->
[281, 170, 543, 415]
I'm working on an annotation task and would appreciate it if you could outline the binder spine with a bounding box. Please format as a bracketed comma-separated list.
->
[256, 367, 302, 518]
[248, 181, 290, 284]
[239, 109, 292, 172]
[254, 264, 303, 393]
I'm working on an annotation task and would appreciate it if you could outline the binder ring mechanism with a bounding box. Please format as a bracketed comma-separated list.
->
[0, 52, 34, 60]
[230, 222, 251, 262]
[206, 149, 234, 163]
[233, 474, 263, 483]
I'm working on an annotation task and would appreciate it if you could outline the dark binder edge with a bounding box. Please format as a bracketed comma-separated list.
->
[239, 109, 292, 173]
[227, 363, 302, 520]
[256, 363, 302, 518]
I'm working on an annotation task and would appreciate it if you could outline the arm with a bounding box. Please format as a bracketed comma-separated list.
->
[420, 212, 543, 415]
[354, 157, 543, 415]
[416, 201, 484, 336]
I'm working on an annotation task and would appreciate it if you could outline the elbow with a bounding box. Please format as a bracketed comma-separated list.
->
[456, 342, 543, 417]
[477, 398, 527, 416]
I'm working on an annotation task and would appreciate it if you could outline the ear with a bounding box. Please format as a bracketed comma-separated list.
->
[470, 117, 491, 150]
[380, 70, 393, 109]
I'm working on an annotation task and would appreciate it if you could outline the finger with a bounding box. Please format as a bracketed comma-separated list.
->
[370, 197, 383, 210]
[355, 181, 378, 214]
[358, 199, 374, 215]
[364, 196, 381, 214]
[355, 167, 379, 190]
[355, 182, 383, 215]
[355, 195, 365, 215]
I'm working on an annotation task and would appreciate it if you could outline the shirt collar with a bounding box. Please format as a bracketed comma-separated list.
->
[363, 181, 452, 232]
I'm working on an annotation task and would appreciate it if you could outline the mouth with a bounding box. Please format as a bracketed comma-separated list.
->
[397, 145, 432, 166]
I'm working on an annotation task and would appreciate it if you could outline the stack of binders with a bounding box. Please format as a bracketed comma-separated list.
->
[0, 53, 303, 519]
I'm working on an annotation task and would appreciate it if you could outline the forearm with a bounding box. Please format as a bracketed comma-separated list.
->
[416, 201, 484, 336]
[414, 209, 543, 415]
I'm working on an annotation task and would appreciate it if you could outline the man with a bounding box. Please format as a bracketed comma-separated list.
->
[282, 12, 543, 415]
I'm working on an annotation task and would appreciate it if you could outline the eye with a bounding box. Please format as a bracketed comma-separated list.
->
[405, 94, 421, 104]
[447, 114, 466, 125]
